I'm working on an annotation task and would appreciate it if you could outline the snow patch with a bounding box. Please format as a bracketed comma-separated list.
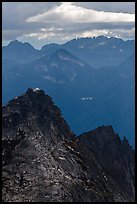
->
[65, 175, 72, 180]
[104, 175, 108, 181]
[57, 168, 62, 173]
[33, 88, 40, 92]
[70, 59, 85, 67]
[58, 157, 66, 160]
[59, 54, 85, 67]
[81, 97, 93, 101]
[67, 145, 74, 151]
[99, 42, 105, 46]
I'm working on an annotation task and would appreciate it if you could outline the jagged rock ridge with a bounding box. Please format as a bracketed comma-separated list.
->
[2, 88, 135, 202]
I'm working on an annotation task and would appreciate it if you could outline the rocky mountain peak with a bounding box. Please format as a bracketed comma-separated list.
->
[7, 40, 35, 50]
[2, 89, 135, 202]
[5, 87, 59, 114]
[7, 40, 21, 47]
[78, 125, 135, 202]
[79, 125, 118, 145]
[3, 88, 75, 142]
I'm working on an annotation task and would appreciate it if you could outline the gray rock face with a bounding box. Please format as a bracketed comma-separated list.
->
[78, 126, 135, 202]
[2, 88, 135, 202]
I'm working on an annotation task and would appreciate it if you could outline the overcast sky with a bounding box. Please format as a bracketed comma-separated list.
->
[2, 2, 135, 49]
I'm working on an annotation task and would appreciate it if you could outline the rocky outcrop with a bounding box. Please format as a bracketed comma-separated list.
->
[2, 88, 135, 202]
[78, 126, 135, 202]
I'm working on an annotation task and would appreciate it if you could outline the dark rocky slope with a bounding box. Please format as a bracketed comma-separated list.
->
[2, 88, 135, 202]
[78, 126, 135, 202]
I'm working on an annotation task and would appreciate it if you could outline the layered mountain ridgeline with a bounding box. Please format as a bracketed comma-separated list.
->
[2, 89, 135, 202]
[3, 36, 134, 68]
[2, 37, 135, 146]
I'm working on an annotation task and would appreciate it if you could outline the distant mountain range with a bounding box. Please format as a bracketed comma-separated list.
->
[2, 36, 135, 146]
[3, 35, 134, 68]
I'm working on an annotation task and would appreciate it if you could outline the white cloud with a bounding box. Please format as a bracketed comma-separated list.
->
[24, 32, 55, 40]
[78, 27, 135, 39]
[27, 2, 135, 23]
[74, 2, 135, 14]
[2, 2, 135, 47]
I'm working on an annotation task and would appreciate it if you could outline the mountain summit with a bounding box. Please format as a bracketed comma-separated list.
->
[2, 40, 39, 63]
[2, 88, 135, 202]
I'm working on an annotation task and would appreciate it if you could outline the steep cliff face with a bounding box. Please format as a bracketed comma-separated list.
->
[2, 88, 135, 202]
[78, 126, 135, 202]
